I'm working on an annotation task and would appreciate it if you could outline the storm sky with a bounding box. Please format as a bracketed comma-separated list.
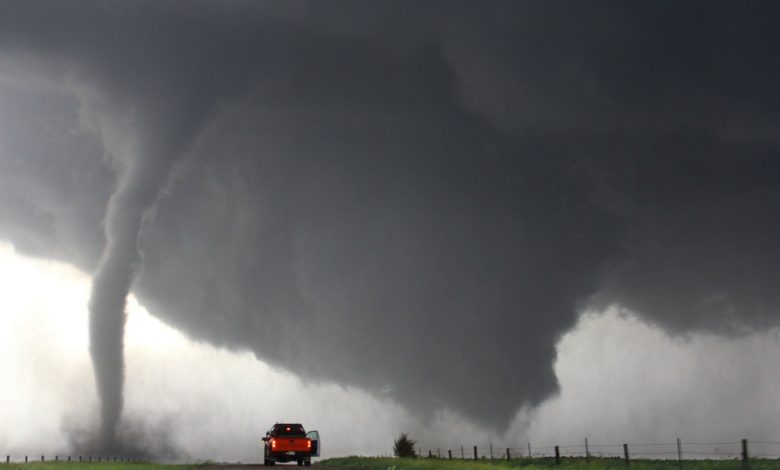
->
[1, 0, 780, 459]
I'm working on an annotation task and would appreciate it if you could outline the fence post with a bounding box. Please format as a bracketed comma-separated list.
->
[490, 443, 493, 460]
[676, 437, 682, 470]
[68, 456, 71, 462]
[506, 448, 510, 460]
[623, 444, 629, 465]
[448, 450, 452, 460]
[461, 446, 464, 459]
[473, 445, 478, 460]
[742, 439, 749, 470]
[5, 456, 8, 464]
[528, 442, 532, 458]
[554, 446, 560, 465]
[25, 457, 27, 464]
[585, 438, 590, 463]
[428, 450, 432, 458]
[41, 456, 44, 462]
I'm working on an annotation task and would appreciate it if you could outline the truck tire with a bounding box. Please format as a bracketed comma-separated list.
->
[304, 459, 311, 466]
[297, 459, 303, 466]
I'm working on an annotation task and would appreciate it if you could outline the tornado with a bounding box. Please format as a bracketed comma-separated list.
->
[88, 155, 174, 449]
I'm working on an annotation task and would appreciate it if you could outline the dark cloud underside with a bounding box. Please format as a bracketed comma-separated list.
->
[0, 0, 778, 438]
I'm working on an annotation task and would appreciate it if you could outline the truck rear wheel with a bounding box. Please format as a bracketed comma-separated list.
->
[304, 459, 311, 466]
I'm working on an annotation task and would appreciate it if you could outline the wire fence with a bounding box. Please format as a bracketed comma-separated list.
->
[419, 438, 780, 464]
[2, 455, 144, 464]
[7, 439, 780, 465]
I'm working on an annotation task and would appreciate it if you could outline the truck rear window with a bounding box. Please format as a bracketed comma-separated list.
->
[272, 424, 306, 437]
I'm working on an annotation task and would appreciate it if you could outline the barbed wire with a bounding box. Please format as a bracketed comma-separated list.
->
[420, 437, 780, 462]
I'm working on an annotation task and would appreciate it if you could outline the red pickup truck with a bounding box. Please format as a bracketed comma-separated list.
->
[262, 423, 320, 466]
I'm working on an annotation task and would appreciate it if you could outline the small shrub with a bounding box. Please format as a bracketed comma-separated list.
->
[393, 433, 417, 458]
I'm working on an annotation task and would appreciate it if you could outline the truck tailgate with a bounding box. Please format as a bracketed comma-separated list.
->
[272, 437, 310, 452]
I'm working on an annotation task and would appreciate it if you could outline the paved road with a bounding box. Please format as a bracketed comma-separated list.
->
[201, 464, 337, 470]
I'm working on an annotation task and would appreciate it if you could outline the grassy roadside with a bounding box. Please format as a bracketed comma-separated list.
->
[319, 456, 779, 470]
[0, 463, 204, 470]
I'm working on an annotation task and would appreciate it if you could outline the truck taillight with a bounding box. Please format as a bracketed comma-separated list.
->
[307, 439, 312, 449]
[271, 439, 276, 449]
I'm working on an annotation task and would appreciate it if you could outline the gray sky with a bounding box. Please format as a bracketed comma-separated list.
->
[1, 0, 779, 459]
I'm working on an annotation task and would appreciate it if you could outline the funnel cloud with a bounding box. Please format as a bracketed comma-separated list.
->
[0, 0, 779, 451]
[87, 150, 179, 447]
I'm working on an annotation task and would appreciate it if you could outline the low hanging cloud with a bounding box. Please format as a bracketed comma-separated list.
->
[0, 0, 779, 446]
[5, 245, 780, 460]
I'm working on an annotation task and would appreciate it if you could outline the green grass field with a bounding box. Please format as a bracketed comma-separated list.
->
[3, 457, 778, 470]
[319, 456, 778, 470]
[0, 463, 203, 470]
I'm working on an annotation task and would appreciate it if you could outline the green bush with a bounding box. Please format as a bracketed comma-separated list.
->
[393, 433, 418, 458]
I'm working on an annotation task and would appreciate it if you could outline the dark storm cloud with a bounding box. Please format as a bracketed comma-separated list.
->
[1, 0, 779, 440]
[1, 0, 289, 448]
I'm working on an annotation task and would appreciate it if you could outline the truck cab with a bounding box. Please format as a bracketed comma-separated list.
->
[262, 423, 320, 466]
